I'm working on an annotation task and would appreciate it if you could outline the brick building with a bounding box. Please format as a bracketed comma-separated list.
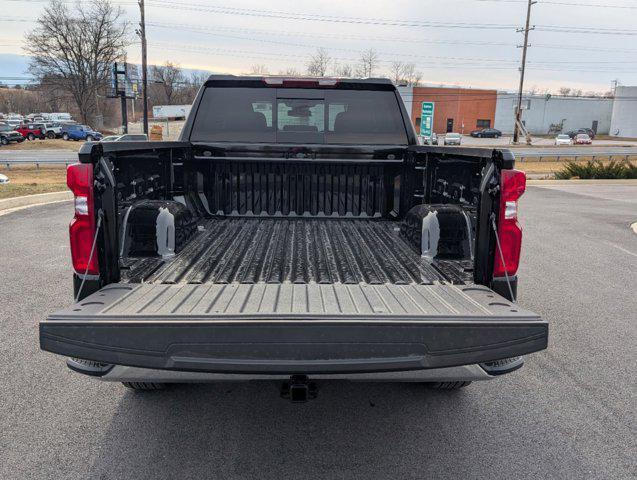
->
[398, 86, 498, 135]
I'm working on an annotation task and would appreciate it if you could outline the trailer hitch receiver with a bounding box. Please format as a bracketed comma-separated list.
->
[281, 375, 318, 403]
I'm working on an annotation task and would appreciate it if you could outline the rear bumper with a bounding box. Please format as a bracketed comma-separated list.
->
[41, 319, 547, 375]
[96, 363, 496, 383]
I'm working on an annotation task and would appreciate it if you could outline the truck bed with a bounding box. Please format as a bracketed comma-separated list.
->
[121, 218, 472, 285]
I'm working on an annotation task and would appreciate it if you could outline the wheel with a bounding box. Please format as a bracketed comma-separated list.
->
[1, 137, 8, 145]
[122, 382, 167, 391]
[27, 133, 35, 141]
[86, 135, 94, 142]
[62, 133, 69, 141]
[47, 131, 55, 139]
[425, 381, 472, 390]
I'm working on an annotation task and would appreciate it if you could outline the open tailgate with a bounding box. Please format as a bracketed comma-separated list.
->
[40, 283, 547, 374]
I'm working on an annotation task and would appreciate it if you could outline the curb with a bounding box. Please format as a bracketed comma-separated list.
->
[527, 179, 637, 185]
[0, 190, 72, 212]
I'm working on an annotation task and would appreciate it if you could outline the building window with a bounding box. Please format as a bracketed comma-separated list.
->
[476, 119, 491, 129]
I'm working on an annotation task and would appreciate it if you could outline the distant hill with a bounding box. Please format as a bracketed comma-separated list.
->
[0, 53, 217, 86]
[0, 54, 31, 82]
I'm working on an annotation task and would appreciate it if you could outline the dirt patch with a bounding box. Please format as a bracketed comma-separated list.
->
[0, 165, 67, 199]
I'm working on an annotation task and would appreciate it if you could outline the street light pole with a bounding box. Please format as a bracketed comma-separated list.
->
[513, 0, 535, 144]
[139, 0, 149, 135]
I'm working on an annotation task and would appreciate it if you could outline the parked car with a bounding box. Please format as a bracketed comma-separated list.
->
[118, 134, 148, 141]
[41, 76, 548, 395]
[61, 124, 103, 141]
[0, 173, 9, 184]
[566, 128, 595, 140]
[470, 128, 502, 138]
[16, 123, 46, 141]
[574, 133, 592, 145]
[421, 132, 438, 145]
[0, 123, 25, 145]
[41, 122, 63, 139]
[102, 134, 149, 142]
[554, 134, 572, 146]
[444, 132, 462, 145]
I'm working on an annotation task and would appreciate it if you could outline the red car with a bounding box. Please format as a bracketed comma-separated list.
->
[16, 123, 46, 141]
[574, 133, 592, 145]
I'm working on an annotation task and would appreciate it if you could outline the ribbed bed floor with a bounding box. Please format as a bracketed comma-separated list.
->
[121, 218, 471, 285]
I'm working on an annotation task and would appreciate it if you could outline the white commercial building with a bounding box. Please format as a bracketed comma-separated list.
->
[494, 92, 613, 135]
[609, 86, 637, 138]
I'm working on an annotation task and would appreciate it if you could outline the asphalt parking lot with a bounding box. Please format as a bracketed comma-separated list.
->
[1, 184, 635, 479]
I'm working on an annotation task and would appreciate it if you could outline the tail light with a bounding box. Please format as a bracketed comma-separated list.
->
[493, 169, 526, 278]
[67, 163, 98, 275]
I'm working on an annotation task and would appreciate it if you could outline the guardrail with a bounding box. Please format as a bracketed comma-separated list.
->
[516, 153, 637, 163]
[1, 152, 76, 168]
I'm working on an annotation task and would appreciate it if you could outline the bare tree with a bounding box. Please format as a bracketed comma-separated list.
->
[24, 0, 129, 123]
[558, 87, 572, 96]
[249, 64, 269, 75]
[356, 49, 379, 78]
[329, 60, 353, 78]
[390, 61, 406, 84]
[401, 63, 422, 86]
[572, 89, 583, 97]
[151, 62, 185, 104]
[307, 48, 331, 77]
[389, 61, 422, 86]
[277, 67, 301, 76]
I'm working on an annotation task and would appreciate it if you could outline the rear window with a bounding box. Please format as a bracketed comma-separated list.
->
[190, 87, 408, 144]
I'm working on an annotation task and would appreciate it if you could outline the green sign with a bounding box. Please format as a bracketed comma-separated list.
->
[420, 102, 435, 137]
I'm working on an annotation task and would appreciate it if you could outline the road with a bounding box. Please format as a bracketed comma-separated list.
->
[0, 149, 77, 165]
[1, 185, 636, 479]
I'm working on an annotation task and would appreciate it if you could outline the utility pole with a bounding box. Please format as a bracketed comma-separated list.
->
[611, 79, 620, 96]
[513, 0, 535, 144]
[138, 0, 149, 135]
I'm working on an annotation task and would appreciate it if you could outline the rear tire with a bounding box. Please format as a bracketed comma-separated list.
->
[27, 133, 35, 141]
[47, 131, 55, 139]
[122, 381, 167, 391]
[1, 137, 8, 145]
[425, 381, 472, 390]
[62, 133, 69, 141]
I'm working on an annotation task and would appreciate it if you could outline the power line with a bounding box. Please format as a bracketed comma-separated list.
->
[145, 21, 637, 57]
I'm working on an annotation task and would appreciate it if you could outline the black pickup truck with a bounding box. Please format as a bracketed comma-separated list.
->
[40, 76, 547, 399]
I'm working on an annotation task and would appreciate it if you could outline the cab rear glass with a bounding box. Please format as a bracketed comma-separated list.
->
[190, 87, 408, 145]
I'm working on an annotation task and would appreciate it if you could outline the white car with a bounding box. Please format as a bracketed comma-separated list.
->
[444, 133, 462, 145]
[41, 123, 63, 139]
[0, 173, 9, 184]
[555, 134, 572, 146]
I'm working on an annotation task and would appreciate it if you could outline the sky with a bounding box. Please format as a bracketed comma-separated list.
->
[1, 0, 636, 93]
